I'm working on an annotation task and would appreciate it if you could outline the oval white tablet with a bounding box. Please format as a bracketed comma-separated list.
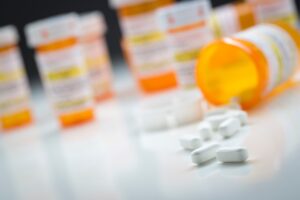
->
[205, 115, 228, 131]
[219, 118, 241, 138]
[179, 136, 202, 151]
[191, 143, 220, 165]
[227, 110, 248, 126]
[216, 147, 248, 163]
[197, 122, 213, 141]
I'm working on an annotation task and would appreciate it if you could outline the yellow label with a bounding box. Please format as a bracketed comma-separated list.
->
[175, 49, 200, 62]
[54, 97, 89, 109]
[46, 67, 84, 81]
[0, 69, 24, 82]
[86, 55, 108, 69]
[138, 60, 171, 72]
[128, 32, 165, 45]
[0, 97, 28, 109]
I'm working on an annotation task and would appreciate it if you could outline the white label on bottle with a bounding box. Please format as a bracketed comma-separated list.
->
[234, 24, 298, 94]
[211, 4, 240, 37]
[0, 47, 31, 116]
[156, 0, 213, 88]
[120, 10, 173, 78]
[82, 38, 113, 97]
[36, 45, 93, 115]
[255, 0, 298, 26]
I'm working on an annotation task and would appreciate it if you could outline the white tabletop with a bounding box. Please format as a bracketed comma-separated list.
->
[1, 66, 300, 200]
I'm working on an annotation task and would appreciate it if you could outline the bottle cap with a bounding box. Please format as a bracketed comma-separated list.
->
[25, 13, 80, 47]
[0, 25, 19, 47]
[80, 11, 107, 36]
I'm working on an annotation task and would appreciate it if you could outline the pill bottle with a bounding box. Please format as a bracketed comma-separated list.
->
[110, 0, 178, 93]
[195, 23, 300, 109]
[156, 0, 214, 89]
[0, 25, 33, 130]
[248, 0, 299, 26]
[210, 2, 257, 38]
[79, 11, 114, 102]
[25, 13, 94, 127]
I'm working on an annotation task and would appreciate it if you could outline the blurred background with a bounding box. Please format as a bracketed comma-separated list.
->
[0, 0, 286, 86]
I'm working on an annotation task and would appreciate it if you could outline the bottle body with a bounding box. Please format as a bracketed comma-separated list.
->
[196, 23, 300, 109]
[0, 44, 32, 130]
[114, 0, 178, 93]
[80, 12, 114, 102]
[35, 38, 94, 127]
[210, 3, 257, 38]
[156, 0, 214, 89]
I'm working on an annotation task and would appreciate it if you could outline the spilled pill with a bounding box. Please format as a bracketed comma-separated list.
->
[179, 136, 202, 151]
[218, 118, 241, 139]
[204, 108, 229, 118]
[227, 110, 248, 126]
[216, 147, 248, 163]
[197, 122, 213, 141]
[191, 143, 219, 165]
[206, 115, 228, 131]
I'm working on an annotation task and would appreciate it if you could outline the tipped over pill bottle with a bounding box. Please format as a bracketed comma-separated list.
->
[80, 11, 114, 102]
[0, 25, 33, 130]
[25, 13, 94, 127]
[210, 2, 257, 38]
[110, 0, 177, 93]
[156, 0, 214, 89]
[248, 0, 298, 26]
[196, 23, 300, 109]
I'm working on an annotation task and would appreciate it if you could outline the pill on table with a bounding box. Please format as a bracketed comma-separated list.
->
[191, 143, 219, 165]
[197, 122, 213, 141]
[206, 115, 228, 131]
[219, 118, 241, 138]
[179, 136, 202, 151]
[216, 147, 248, 163]
[227, 110, 248, 126]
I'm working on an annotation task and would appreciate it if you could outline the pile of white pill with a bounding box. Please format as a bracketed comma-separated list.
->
[179, 106, 250, 165]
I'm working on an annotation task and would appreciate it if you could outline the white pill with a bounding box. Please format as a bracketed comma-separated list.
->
[227, 110, 248, 126]
[197, 122, 213, 141]
[191, 143, 220, 165]
[205, 115, 228, 131]
[179, 136, 202, 151]
[219, 118, 241, 138]
[216, 147, 248, 163]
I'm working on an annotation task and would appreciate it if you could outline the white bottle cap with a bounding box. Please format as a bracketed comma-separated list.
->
[80, 11, 107, 36]
[109, 0, 154, 9]
[0, 25, 19, 47]
[135, 90, 204, 132]
[25, 13, 80, 47]
[156, 0, 211, 31]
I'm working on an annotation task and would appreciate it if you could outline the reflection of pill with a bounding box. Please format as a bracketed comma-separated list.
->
[206, 115, 228, 131]
[197, 122, 213, 141]
[219, 118, 241, 138]
[227, 110, 248, 126]
[179, 136, 202, 151]
[216, 147, 248, 163]
[191, 143, 219, 165]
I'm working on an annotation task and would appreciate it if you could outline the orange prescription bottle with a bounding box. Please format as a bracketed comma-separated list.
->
[0, 25, 32, 130]
[25, 13, 94, 127]
[156, 0, 214, 89]
[79, 11, 114, 102]
[110, 0, 178, 93]
[248, 0, 299, 26]
[196, 23, 300, 109]
[210, 2, 257, 38]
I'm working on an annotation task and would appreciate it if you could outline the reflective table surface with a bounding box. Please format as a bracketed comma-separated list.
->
[1, 67, 300, 200]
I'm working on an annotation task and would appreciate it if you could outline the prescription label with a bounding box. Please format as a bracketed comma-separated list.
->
[254, 0, 298, 26]
[235, 24, 298, 94]
[156, 0, 213, 88]
[36, 45, 93, 115]
[0, 47, 31, 116]
[210, 4, 240, 38]
[82, 38, 113, 97]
